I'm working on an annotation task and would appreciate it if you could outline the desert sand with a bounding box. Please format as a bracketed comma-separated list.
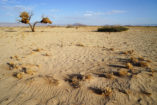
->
[0, 26, 157, 105]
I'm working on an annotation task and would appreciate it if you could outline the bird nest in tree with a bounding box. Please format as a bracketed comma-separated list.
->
[20, 12, 30, 19]
[21, 18, 29, 24]
[41, 17, 52, 24]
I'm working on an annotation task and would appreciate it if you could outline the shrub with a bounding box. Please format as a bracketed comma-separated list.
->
[97, 26, 128, 32]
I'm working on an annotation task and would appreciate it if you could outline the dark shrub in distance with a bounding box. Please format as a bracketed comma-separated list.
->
[97, 26, 128, 32]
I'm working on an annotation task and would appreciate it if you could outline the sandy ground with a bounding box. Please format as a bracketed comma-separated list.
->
[0, 26, 157, 105]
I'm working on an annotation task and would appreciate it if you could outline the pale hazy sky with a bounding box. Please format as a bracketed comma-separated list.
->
[0, 0, 157, 25]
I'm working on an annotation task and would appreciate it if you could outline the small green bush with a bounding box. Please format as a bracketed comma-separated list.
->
[97, 26, 129, 32]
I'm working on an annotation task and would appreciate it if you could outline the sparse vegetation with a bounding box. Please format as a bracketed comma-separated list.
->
[14, 72, 23, 79]
[7, 62, 18, 70]
[105, 73, 115, 79]
[76, 43, 84, 47]
[97, 26, 129, 32]
[138, 61, 149, 67]
[90, 87, 112, 97]
[126, 63, 133, 70]
[19, 11, 52, 32]
[84, 74, 93, 80]
[118, 69, 128, 77]
[32, 48, 42, 52]
[22, 67, 34, 75]
[129, 56, 150, 67]
[65, 74, 84, 88]
[122, 50, 134, 55]
[141, 90, 151, 96]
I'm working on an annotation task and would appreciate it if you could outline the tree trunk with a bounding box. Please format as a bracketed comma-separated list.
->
[28, 22, 40, 32]
[28, 23, 33, 32]
[32, 21, 40, 32]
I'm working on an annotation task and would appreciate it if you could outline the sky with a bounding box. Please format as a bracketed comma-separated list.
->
[0, 0, 157, 25]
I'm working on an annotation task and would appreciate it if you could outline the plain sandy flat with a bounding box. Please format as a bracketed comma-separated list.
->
[0, 26, 157, 105]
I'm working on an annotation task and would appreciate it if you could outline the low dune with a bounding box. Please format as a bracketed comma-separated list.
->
[0, 26, 157, 105]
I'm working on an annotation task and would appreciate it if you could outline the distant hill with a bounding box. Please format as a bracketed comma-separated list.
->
[71, 23, 87, 26]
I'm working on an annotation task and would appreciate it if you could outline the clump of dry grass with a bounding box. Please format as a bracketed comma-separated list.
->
[118, 69, 128, 77]
[14, 72, 23, 79]
[65, 74, 84, 88]
[141, 90, 151, 96]
[25, 69, 34, 75]
[84, 74, 93, 80]
[109, 48, 114, 51]
[76, 43, 84, 47]
[130, 56, 139, 64]
[6, 62, 18, 70]
[105, 73, 115, 79]
[126, 63, 133, 70]
[138, 56, 145, 61]
[146, 59, 152, 63]
[42, 53, 50, 56]
[69, 76, 81, 88]
[90, 87, 112, 97]
[32, 48, 41, 52]
[22, 67, 34, 75]
[138, 61, 149, 67]
[122, 50, 134, 55]
[10, 55, 20, 61]
[119, 89, 131, 95]
[129, 56, 150, 68]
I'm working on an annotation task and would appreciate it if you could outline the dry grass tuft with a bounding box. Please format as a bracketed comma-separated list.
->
[130, 56, 139, 64]
[14, 72, 23, 79]
[109, 48, 114, 51]
[6, 62, 18, 70]
[24, 68, 34, 75]
[105, 73, 115, 79]
[122, 50, 134, 55]
[129, 56, 150, 68]
[118, 69, 128, 77]
[146, 59, 152, 63]
[76, 43, 84, 47]
[138, 61, 149, 67]
[119, 89, 131, 95]
[42, 53, 50, 56]
[66, 74, 84, 88]
[71, 76, 81, 88]
[126, 63, 133, 70]
[138, 56, 145, 61]
[90, 87, 112, 97]
[32, 48, 42, 52]
[84, 74, 93, 80]
[10, 55, 20, 61]
[141, 90, 151, 96]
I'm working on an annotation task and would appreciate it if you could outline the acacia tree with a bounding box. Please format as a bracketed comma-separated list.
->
[19, 11, 52, 32]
